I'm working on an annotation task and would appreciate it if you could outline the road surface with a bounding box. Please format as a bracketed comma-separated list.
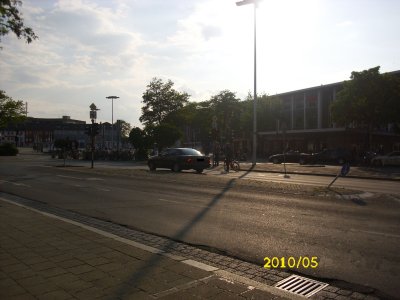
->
[1, 154, 399, 298]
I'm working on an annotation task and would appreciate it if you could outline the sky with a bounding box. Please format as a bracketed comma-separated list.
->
[1, 0, 400, 128]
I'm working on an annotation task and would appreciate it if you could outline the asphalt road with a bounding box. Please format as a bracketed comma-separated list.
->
[1, 153, 400, 298]
[206, 169, 400, 195]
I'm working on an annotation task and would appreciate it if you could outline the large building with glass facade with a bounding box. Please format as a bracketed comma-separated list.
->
[254, 71, 400, 158]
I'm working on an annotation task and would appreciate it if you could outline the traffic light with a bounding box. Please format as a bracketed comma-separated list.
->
[93, 123, 100, 136]
[85, 125, 92, 136]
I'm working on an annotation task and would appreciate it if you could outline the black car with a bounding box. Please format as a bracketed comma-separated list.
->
[148, 148, 211, 173]
[268, 151, 305, 164]
[301, 149, 352, 165]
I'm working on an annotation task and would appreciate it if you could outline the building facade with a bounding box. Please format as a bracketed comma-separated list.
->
[0, 116, 128, 151]
[255, 78, 400, 158]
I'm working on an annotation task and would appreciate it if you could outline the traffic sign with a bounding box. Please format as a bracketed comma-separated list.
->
[340, 163, 350, 176]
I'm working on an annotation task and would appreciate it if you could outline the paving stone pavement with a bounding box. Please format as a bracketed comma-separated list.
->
[0, 198, 298, 300]
[0, 194, 384, 300]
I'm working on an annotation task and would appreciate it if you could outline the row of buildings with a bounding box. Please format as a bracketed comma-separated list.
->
[0, 116, 128, 152]
[1, 72, 399, 158]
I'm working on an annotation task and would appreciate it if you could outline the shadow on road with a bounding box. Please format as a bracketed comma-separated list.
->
[328, 188, 368, 206]
[112, 167, 249, 298]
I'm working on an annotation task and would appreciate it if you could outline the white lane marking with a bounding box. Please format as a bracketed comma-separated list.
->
[96, 187, 111, 192]
[70, 184, 110, 192]
[57, 175, 82, 180]
[0, 180, 31, 187]
[58, 175, 104, 182]
[158, 198, 212, 209]
[350, 228, 400, 239]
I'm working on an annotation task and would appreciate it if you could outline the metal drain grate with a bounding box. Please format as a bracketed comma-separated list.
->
[275, 275, 329, 298]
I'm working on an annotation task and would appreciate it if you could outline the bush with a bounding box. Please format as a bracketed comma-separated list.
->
[0, 143, 18, 156]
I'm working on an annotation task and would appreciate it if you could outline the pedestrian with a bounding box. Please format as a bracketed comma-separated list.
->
[214, 142, 220, 167]
[224, 142, 233, 172]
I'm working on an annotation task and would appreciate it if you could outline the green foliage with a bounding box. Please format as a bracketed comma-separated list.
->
[0, 90, 26, 128]
[117, 119, 131, 138]
[149, 123, 182, 150]
[140, 78, 189, 127]
[129, 127, 151, 160]
[209, 90, 241, 141]
[0, 142, 18, 155]
[257, 94, 283, 131]
[331, 66, 400, 129]
[129, 127, 148, 149]
[0, 0, 38, 45]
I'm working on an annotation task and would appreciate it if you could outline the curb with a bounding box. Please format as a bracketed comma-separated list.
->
[0, 196, 302, 300]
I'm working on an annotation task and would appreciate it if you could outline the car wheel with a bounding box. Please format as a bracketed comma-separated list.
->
[172, 163, 181, 172]
[196, 169, 204, 174]
[232, 161, 240, 172]
[273, 158, 280, 164]
[148, 162, 156, 171]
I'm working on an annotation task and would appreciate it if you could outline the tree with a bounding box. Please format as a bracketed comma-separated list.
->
[331, 66, 400, 148]
[150, 123, 182, 150]
[129, 127, 150, 160]
[0, 0, 38, 45]
[140, 78, 189, 127]
[117, 120, 131, 138]
[164, 101, 213, 146]
[0, 89, 26, 128]
[209, 90, 241, 142]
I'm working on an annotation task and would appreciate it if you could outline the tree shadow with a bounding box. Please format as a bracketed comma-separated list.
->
[328, 188, 367, 206]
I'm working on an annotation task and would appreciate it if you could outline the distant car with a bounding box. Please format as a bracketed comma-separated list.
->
[371, 151, 400, 167]
[268, 151, 306, 164]
[300, 149, 352, 165]
[147, 148, 211, 173]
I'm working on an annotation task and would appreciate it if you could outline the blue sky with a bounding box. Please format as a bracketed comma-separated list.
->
[1, 0, 399, 127]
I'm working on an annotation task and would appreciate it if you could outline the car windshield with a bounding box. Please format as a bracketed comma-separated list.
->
[179, 148, 202, 156]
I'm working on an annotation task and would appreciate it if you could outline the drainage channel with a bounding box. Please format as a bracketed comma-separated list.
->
[275, 274, 329, 298]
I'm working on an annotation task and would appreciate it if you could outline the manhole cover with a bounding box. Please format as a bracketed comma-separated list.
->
[275, 275, 328, 298]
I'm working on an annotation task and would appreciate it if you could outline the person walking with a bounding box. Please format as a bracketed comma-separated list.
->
[224, 142, 233, 172]
[214, 142, 220, 167]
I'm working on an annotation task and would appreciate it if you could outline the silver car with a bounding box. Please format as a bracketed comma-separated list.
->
[371, 151, 400, 166]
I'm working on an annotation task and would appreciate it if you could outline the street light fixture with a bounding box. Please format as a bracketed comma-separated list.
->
[236, 0, 261, 166]
[106, 96, 119, 150]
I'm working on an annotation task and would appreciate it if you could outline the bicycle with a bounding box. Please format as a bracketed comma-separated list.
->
[223, 158, 240, 172]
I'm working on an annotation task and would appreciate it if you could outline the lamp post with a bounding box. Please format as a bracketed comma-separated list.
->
[106, 96, 119, 150]
[236, 0, 261, 166]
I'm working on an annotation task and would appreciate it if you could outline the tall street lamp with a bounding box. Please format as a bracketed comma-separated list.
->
[236, 0, 261, 166]
[106, 96, 119, 150]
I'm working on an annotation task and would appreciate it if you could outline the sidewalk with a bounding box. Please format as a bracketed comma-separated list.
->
[231, 162, 400, 181]
[16, 148, 400, 181]
[0, 198, 296, 300]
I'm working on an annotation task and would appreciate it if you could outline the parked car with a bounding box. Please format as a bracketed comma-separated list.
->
[300, 149, 352, 165]
[371, 151, 400, 167]
[268, 151, 306, 164]
[147, 148, 211, 173]
[361, 151, 377, 165]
